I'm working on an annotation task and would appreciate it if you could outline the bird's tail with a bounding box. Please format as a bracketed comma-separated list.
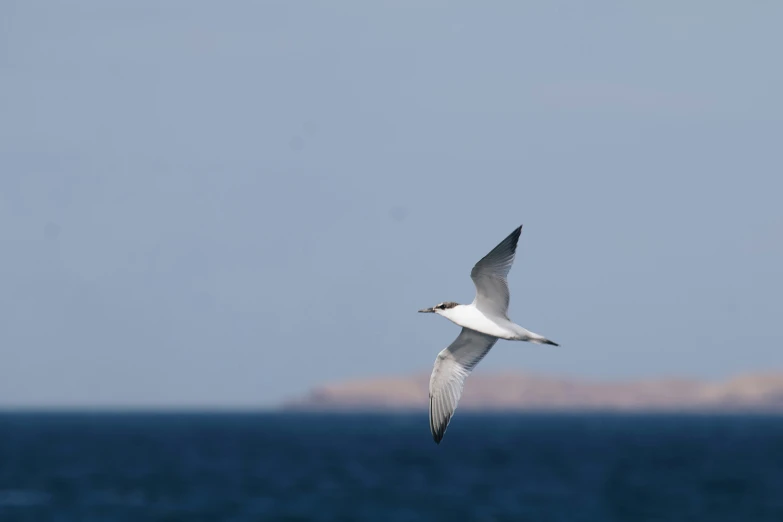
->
[528, 333, 559, 346]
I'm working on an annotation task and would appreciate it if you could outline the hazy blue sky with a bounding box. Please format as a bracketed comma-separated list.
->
[1, 2, 782, 407]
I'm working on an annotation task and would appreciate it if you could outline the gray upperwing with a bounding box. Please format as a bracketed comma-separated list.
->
[470, 225, 522, 318]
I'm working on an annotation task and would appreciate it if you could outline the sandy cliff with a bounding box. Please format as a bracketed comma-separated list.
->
[282, 372, 783, 412]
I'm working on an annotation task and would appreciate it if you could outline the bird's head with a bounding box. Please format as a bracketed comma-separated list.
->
[418, 301, 460, 316]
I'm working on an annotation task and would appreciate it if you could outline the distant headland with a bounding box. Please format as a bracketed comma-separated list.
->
[282, 372, 783, 413]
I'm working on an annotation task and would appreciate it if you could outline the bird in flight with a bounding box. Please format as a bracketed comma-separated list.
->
[419, 225, 558, 444]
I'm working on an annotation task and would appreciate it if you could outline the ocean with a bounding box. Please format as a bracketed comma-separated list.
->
[1, 413, 782, 521]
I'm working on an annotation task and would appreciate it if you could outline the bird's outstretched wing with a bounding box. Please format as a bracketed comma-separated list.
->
[428, 327, 498, 444]
[470, 225, 522, 319]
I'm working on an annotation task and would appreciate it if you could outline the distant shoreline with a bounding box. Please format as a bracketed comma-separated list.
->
[282, 371, 783, 413]
[3, 370, 783, 413]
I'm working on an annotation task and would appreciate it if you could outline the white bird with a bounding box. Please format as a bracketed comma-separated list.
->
[419, 225, 558, 444]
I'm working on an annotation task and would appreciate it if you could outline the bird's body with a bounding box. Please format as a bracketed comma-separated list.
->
[419, 225, 558, 444]
[432, 304, 549, 342]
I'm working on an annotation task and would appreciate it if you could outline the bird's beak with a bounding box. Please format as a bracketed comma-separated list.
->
[418, 307, 435, 313]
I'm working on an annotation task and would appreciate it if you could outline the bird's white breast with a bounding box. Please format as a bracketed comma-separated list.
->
[440, 305, 519, 340]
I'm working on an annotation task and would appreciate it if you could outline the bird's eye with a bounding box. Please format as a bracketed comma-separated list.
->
[436, 304, 443, 309]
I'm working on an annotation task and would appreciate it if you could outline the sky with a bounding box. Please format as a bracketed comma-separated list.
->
[1, 1, 782, 408]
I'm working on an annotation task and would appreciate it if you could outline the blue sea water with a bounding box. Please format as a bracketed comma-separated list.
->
[1, 413, 782, 521]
